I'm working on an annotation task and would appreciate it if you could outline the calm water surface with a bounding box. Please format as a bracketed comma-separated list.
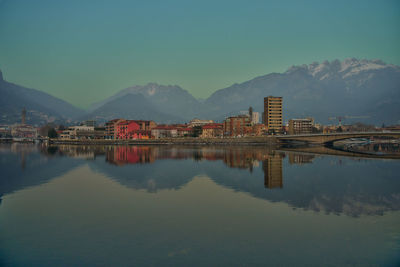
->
[0, 144, 399, 266]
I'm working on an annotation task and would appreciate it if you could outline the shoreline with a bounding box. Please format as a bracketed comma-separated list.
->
[48, 136, 280, 146]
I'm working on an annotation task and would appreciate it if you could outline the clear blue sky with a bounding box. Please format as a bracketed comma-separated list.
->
[0, 0, 399, 108]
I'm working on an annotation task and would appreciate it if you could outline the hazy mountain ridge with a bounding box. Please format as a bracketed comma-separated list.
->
[84, 93, 183, 123]
[89, 83, 203, 121]
[204, 58, 400, 124]
[0, 70, 82, 125]
[1, 58, 399, 125]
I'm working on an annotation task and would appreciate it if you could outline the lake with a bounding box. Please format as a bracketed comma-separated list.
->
[0, 144, 399, 266]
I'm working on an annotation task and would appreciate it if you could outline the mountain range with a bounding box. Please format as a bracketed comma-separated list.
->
[0, 71, 82, 125]
[1, 58, 399, 125]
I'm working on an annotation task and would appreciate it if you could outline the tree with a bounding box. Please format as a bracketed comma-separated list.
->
[192, 126, 203, 137]
[48, 128, 58, 138]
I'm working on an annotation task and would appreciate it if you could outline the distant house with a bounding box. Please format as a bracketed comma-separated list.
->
[188, 118, 214, 127]
[288, 118, 314, 135]
[0, 125, 11, 138]
[59, 125, 105, 139]
[11, 124, 38, 139]
[201, 123, 223, 138]
[151, 125, 178, 138]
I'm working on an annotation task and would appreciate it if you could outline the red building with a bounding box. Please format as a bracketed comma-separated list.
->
[115, 120, 151, 139]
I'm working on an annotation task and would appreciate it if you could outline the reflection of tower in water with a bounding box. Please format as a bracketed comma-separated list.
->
[262, 153, 283, 189]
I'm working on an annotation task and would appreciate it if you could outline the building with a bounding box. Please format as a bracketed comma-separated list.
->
[76, 127, 105, 139]
[11, 124, 38, 139]
[134, 120, 157, 132]
[115, 120, 140, 139]
[382, 125, 400, 131]
[223, 115, 252, 137]
[201, 123, 223, 138]
[264, 96, 283, 133]
[151, 126, 178, 139]
[251, 112, 260, 125]
[189, 118, 214, 127]
[115, 120, 152, 139]
[105, 119, 124, 139]
[59, 130, 72, 139]
[288, 118, 314, 135]
[105, 119, 156, 139]
[59, 125, 105, 140]
[240, 111, 260, 125]
[0, 125, 11, 138]
[252, 124, 267, 136]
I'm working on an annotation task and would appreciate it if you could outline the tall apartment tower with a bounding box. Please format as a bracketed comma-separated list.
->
[264, 96, 282, 132]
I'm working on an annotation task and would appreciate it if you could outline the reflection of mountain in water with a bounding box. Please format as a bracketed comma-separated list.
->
[1, 144, 400, 217]
[94, 145, 400, 217]
[0, 144, 84, 204]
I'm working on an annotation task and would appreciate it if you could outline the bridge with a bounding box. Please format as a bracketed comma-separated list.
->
[277, 131, 400, 145]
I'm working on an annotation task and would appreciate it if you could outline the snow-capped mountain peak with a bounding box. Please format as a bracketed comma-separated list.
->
[286, 58, 398, 80]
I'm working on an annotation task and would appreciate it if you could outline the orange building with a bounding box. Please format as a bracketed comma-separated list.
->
[201, 123, 223, 138]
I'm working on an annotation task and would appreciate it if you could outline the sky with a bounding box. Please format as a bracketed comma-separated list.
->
[0, 0, 399, 108]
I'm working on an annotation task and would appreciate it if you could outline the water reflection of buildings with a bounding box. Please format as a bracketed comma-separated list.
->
[106, 146, 155, 166]
[43, 146, 326, 190]
[222, 148, 263, 172]
[3, 144, 399, 217]
[288, 153, 315, 165]
[105, 146, 269, 171]
[51, 145, 287, 189]
[262, 153, 283, 189]
[45, 145, 108, 159]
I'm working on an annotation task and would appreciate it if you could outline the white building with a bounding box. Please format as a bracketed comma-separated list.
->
[188, 118, 214, 127]
[151, 126, 178, 139]
[239, 111, 260, 125]
[60, 126, 95, 139]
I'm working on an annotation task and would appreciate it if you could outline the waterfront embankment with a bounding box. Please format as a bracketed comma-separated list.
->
[49, 136, 279, 146]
